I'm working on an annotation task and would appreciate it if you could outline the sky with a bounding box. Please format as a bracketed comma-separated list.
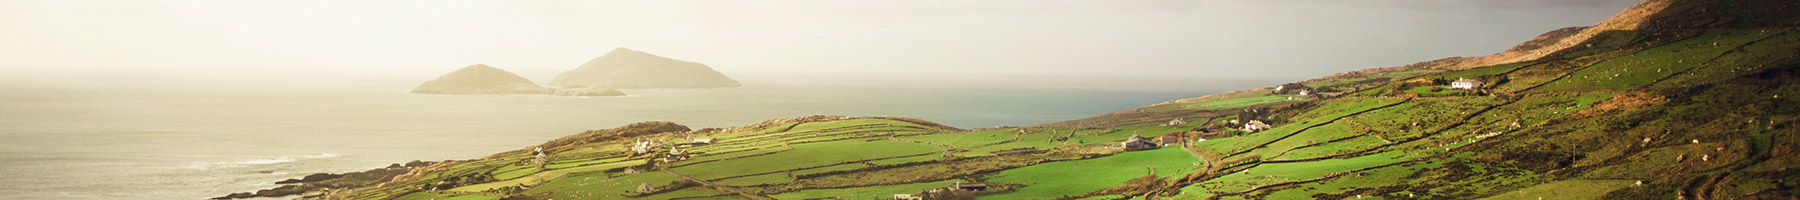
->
[0, 0, 1641, 80]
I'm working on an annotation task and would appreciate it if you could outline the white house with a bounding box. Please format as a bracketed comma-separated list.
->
[1242, 120, 1271, 133]
[1451, 78, 1484, 90]
[1167, 118, 1187, 126]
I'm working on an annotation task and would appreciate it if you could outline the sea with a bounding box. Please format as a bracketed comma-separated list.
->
[0, 69, 1284, 199]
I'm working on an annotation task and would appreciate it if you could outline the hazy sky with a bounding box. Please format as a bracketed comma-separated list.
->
[0, 0, 1639, 80]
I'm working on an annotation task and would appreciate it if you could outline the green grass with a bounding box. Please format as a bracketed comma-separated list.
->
[493, 166, 540, 180]
[981, 148, 1202, 199]
[449, 159, 644, 192]
[545, 157, 627, 169]
[519, 171, 685, 199]
[672, 140, 940, 180]
[904, 128, 1021, 148]
[1181, 95, 1309, 110]
[770, 180, 960, 199]
[1476, 180, 1635, 200]
[1189, 152, 1407, 196]
[1653, 28, 1800, 88]
[1241, 160, 1441, 199]
[1404, 85, 1478, 97]
[792, 163, 867, 176]
[1304, 68, 1442, 90]
[1538, 29, 1777, 91]
[713, 173, 794, 186]
[1427, 62, 1533, 81]
[394, 192, 499, 200]
[1201, 97, 1405, 157]
[638, 188, 727, 199]
[870, 154, 943, 165]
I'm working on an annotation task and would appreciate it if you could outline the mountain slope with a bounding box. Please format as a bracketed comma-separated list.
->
[550, 48, 742, 89]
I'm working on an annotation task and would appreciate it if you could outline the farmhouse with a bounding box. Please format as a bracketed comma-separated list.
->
[690, 138, 713, 145]
[1167, 118, 1187, 126]
[631, 139, 658, 154]
[1159, 135, 1183, 146]
[1242, 120, 1271, 133]
[894, 194, 921, 200]
[948, 182, 989, 191]
[1451, 78, 1484, 90]
[636, 182, 656, 193]
[1122, 134, 1160, 150]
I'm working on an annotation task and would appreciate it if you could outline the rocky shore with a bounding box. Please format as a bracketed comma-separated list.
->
[212, 161, 436, 200]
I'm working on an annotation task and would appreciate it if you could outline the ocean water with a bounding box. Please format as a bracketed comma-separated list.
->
[0, 70, 1282, 199]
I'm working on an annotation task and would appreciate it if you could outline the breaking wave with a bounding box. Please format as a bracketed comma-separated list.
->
[185, 153, 338, 170]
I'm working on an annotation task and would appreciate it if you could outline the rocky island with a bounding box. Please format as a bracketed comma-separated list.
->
[412, 64, 625, 97]
[550, 48, 741, 89]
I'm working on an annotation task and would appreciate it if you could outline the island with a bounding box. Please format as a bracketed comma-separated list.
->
[412, 64, 625, 97]
[550, 48, 742, 89]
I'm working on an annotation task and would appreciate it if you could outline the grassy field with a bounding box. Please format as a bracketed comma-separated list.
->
[1404, 85, 1478, 97]
[1538, 29, 1779, 91]
[672, 139, 940, 180]
[449, 159, 644, 192]
[394, 192, 499, 200]
[769, 180, 959, 199]
[1181, 95, 1308, 110]
[517, 171, 688, 199]
[1477, 180, 1635, 200]
[983, 148, 1202, 199]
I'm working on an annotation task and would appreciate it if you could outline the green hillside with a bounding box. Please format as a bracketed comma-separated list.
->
[236, 0, 1800, 199]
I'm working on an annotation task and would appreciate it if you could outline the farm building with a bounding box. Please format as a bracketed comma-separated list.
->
[1159, 135, 1183, 146]
[1451, 78, 1484, 90]
[636, 182, 656, 193]
[894, 194, 921, 200]
[689, 138, 714, 145]
[948, 182, 989, 191]
[1242, 120, 1271, 132]
[1167, 118, 1187, 126]
[1121, 134, 1160, 150]
[631, 139, 658, 154]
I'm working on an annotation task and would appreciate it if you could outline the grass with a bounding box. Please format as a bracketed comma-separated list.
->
[792, 163, 867, 176]
[1426, 62, 1533, 81]
[1476, 180, 1635, 200]
[1404, 85, 1478, 97]
[904, 128, 1021, 149]
[1201, 97, 1405, 157]
[1652, 28, 1800, 88]
[870, 154, 943, 165]
[448, 159, 644, 192]
[519, 171, 685, 199]
[1189, 151, 1408, 196]
[714, 173, 794, 186]
[394, 192, 499, 200]
[769, 180, 959, 199]
[1538, 29, 1778, 91]
[1180, 95, 1309, 110]
[671, 139, 940, 180]
[982, 148, 1202, 199]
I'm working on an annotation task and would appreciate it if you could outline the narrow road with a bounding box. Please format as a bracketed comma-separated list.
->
[659, 167, 774, 200]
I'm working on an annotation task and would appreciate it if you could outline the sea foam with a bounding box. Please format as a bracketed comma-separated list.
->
[185, 153, 338, 170]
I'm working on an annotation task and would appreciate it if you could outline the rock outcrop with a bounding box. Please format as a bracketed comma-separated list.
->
[550, 48, 741, 89]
